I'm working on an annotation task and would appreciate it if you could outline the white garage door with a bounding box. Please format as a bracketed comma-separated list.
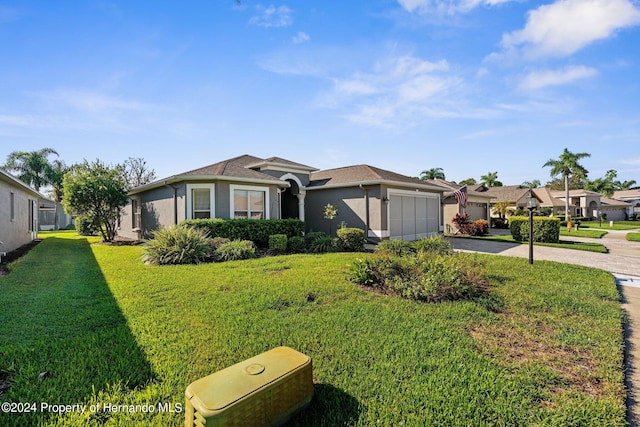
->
[466, 203, 487, 221]
[389, 193, 440, 241]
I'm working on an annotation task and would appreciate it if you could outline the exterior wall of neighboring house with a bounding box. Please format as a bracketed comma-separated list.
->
[599, 205, 627, 221]
[443, 197, 490, 233]
[0, 170, 39, 253]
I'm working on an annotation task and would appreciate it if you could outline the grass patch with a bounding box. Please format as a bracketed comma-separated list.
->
[578, 220, 640, 231]
[0, 234, 625, 426]
[627, 232, 640, 242]
[459, 234, 608, 253]
[560, 229, 608, 239]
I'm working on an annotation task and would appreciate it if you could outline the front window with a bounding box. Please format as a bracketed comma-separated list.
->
[186, 184, 215, 220]
[230, 184, 269, 219]
[132, 199, 142, 229]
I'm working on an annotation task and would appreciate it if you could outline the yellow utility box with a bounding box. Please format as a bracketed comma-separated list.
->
[185, 346, 313, 427]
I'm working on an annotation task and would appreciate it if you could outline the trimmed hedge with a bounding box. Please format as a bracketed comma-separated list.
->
[336, 227, 365, 252]
[269, 234, 288, 253]
[510, 216, 560, 243]
[183, 218, 305, 247]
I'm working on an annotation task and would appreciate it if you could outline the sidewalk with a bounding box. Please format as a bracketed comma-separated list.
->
[447, 232, 640, 425]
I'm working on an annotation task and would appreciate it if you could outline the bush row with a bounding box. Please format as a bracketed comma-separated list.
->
[509, 216, 560, 243]
[182, 218, 305, 247]
[268, 228, 366, 254]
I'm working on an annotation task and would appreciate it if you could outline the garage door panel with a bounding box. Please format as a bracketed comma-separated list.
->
[389, 193, 439, 241]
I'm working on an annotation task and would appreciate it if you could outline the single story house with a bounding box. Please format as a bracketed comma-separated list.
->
[0, 168, 40, 254]
[612, 190, 640, 217]
[118, 154, 446, 242]
[479, 185, 542, 216]
[424, 179, 494, 233]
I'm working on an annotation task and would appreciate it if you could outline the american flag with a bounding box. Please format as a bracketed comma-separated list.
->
[453, 185, 467, 208]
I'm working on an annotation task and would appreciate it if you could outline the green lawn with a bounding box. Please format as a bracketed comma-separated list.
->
[0, 232, 626, 426]
[627, 232, 640, 242]
[461, 234, 608, 253]
[578, 220, 640, 231]
[560, 228, 608, 239]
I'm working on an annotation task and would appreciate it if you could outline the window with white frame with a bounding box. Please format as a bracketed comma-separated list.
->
[186, 184, 215, 220]
[230, 185, 269, 219]
[131, 199, 142, 230]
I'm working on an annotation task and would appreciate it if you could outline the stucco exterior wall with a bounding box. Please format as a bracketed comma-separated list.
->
[0, 178, 38, 253]
[305, 186, 379, 237]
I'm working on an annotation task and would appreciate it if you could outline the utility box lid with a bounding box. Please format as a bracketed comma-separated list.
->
[186, 346, 311, 412]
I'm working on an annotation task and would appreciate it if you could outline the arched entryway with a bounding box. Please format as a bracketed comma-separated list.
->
[588, 200, 599, 219]
[279, 174, 306, 221]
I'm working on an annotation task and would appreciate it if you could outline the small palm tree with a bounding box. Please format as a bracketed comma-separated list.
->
[480, 171, 502, 188]
[522, 179, 541, 189]
[4, 147, 59, 191]
[420, 167, 445, 180]
[543, 148, 590, 219]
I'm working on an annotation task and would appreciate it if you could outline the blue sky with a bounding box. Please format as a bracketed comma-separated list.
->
[1, 0, 639, 186]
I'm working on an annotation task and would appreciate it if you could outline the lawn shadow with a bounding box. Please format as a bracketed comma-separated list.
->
[286, 383, 362, 426]
[0, 237, 155, 426]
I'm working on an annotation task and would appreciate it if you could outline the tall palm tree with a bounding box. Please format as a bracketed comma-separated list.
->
[543, 148, 590, 219]
[420, 167, 445, 180]
[522, 179, 541, 189]
[480, 171, 502, 188]
[4, 147, 59, 191]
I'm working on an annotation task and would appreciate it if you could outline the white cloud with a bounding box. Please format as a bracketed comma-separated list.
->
[292, 31, 310, 44]
[249, 5, 293, 28]
[518, 65, 599, 90]
[32, 88, 158, 113]
[397, 0, 515, 15]
[326, 54, 466, 127]
[501, 0, 640, 59]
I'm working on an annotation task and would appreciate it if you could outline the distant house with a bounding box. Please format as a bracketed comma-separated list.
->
[424, 179, 494, 233]
[599, 197, 632, 221]
[548, 189, 601, 218]
[480, 185, 541, 215]
[0, 168, 40, 254]
[38, 199, 73, 231]
[612, 190, 640, 218]
[118, 154, 446, 242]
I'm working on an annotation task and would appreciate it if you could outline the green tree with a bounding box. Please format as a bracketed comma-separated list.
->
[63, 160, 128, 242]
[119, 157, 157, 190]
[480, 171, 502, 188]
[543, 148, 591, 218]
[458, 177, 477, 186]
[585, 170, 617, 197]
[493, 201, 511, 219]
[522, 179, 541, 189]
[420, 167, 445, 180]
[3, 147, 59, 191]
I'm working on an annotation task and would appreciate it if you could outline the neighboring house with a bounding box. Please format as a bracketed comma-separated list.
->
[38, 199, 73, 231]
[548, 189, 601, 218]
[612, 190, 640, 217]
[0, 168, 40, 254]
[119, 154, 445, 242]
[424, 179, 494, 233]
[599, 197, 632, 221]
[480, 185, 542, 217]
[531, 187, 566, 216]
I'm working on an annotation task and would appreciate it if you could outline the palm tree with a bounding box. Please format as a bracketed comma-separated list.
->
[420, 167, 445, 180]
[4, 148, 59, 191]
[480, 171, 502, 188]
[543, 148, 591, 219]
[522, 179, 541, 189]
[616, 179, 638, 191]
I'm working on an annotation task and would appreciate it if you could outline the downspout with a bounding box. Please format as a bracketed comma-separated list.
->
[359, 184, 372, 243]
[164, 182, 178, 225]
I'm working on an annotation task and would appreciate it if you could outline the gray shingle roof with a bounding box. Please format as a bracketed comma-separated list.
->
[308, 164, 443, 191]
[180, 154, 283, 182]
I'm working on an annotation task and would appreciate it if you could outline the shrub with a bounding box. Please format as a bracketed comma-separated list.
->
[310, 236, 339, 253]
[349, 252, 486, 303]
[510, 216, 560, 243]
[214, 240, 257, 262]
[75, 215, 99, 236]
[305, 231, 327, 247]
[287, 236, 306, 253]
[375, 239, 415, 257]
[336, 227, 365, 252]
[413, 235, 453, 255]
[451, 212, 471, 234]
[269, 234, 288, 254]
[183, 218, 305, 247]
[209, 237, 231, 251]
[143, 225, 212, 265]
[467, 219, 489, 236]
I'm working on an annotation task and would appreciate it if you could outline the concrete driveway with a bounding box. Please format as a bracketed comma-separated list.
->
[448, 228, 640, 425]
